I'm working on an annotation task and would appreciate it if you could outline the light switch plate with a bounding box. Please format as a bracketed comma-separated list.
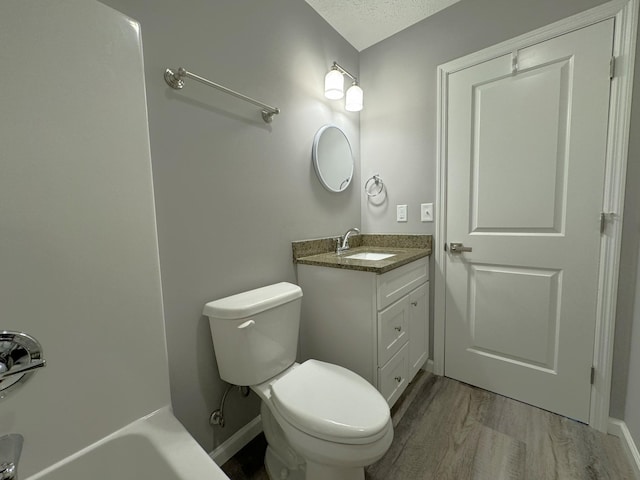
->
[421, 203, 433, 222]
[397, 204, 408, 222]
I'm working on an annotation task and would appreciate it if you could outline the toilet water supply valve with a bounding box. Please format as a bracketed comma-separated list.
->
[210, 384, 250, 428]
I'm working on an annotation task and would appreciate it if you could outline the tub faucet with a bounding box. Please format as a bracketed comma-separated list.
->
[0, 434, 23, 480]
[337, 227, 360, 254]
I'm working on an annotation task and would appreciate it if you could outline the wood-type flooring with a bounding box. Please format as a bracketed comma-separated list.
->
[222, 371, 635, 479]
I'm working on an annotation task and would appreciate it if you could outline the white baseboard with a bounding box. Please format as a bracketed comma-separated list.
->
[608, 418, 640, 479]
[210, 415, 263, 467]
[423, 358, 435, 373]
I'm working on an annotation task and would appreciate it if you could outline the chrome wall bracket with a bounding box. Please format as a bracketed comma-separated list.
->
[0, 331, 47, 398]
[164, 68, 185, 90]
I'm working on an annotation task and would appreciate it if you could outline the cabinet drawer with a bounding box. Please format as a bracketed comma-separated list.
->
[378, 343, 409, 407]
[378, 296, 409, 366]
[377, 258, 428, 310]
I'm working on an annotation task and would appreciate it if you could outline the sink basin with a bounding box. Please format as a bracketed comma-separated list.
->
[345, 252, 396, 261]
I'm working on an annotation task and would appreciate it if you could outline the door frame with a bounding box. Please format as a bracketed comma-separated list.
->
[434, 0, 638, 432]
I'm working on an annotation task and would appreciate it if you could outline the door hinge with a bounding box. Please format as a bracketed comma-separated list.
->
[591, 366, 596, 385]
[444, 242, 448, 252]
[600, 212, 615, 234]
[610, 56, 616, 79]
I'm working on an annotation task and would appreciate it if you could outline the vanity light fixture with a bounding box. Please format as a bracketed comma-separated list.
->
[324, 61, 363, 112]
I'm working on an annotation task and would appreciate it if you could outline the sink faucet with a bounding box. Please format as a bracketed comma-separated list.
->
[337, 227, 360, 254]
[0, 434, 23, 480]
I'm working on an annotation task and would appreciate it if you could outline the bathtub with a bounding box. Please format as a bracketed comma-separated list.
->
[26, 407, 229, 480]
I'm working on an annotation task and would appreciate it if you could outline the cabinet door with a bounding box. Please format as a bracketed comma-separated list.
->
[409, 283, 429, 379]
[378, 343, 409, 407]
[378, 296, 409, 366]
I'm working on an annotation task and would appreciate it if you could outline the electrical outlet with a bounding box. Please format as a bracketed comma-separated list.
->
[397, 204, 408, 222]
[421, 203, 433, 222]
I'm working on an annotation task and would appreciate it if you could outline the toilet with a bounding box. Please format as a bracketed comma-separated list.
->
[203, 282, 393, 480]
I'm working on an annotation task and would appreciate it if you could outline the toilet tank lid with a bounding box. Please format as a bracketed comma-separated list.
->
[203, 282, 302, 319]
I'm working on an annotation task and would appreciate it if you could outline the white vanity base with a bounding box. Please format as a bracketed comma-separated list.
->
[298, 257, 429, 407]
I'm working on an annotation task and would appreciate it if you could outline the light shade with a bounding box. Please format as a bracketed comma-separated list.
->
[324, 69, 344, 100]
[345, 83, 363, 112]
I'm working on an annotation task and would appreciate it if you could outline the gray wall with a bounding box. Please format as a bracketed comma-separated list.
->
[360, 0, 640, 440]
[99, 0, 360, 450]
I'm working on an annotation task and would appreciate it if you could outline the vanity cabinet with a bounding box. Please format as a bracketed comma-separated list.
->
[297, 257, 429, 407]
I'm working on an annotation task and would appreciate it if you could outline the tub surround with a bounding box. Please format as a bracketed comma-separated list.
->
[293, 234, 432, 274]
[2, 1, 177, 475]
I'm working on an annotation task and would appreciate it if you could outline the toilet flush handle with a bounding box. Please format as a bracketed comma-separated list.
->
[237, 320, 255, 330]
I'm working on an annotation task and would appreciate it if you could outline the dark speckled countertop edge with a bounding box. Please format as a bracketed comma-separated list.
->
[292, 234, 432, 274]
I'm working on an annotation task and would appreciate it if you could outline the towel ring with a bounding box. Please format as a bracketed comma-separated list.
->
[365, 174, 384, 197]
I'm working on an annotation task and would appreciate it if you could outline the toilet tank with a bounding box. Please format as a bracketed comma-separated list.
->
[203, 282, 303, 386]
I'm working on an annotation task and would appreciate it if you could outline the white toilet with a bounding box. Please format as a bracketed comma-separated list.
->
[203, 282, 393, 480]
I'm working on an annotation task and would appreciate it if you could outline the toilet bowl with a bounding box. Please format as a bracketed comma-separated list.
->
[203, 282, 393, 480]
[254, 361, 393, 480]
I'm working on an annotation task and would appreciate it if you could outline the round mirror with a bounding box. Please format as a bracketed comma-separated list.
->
[312, 125, 354, 192]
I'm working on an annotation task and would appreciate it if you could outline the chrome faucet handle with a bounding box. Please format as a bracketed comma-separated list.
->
[0, 359, 46, 381]
[0, 434, 23, 480]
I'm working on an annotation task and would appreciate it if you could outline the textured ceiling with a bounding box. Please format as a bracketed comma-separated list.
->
[305, 0, 461, 51]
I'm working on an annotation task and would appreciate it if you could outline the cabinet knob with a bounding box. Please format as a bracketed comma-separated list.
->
[394, 376, 402, 383]
[411, 301, 418, 307]
[394, 326, 402, 332]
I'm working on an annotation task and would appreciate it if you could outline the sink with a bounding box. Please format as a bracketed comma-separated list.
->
[345, 252, 396, 261]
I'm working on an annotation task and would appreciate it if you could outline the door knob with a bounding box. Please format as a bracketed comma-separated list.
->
[450, 242, 472, 253]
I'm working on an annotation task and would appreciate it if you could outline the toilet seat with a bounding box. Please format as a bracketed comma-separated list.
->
[270, 359, 390, 445]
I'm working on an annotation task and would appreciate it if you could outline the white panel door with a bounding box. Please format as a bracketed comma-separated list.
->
[444, 20, 614, 422]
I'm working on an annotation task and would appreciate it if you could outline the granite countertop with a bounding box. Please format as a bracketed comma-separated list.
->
[292, 234, 432, 274]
